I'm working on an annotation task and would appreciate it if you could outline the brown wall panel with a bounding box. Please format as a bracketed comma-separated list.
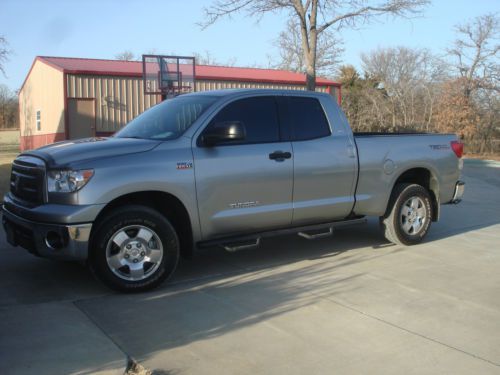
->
[67, 75, 331, 134]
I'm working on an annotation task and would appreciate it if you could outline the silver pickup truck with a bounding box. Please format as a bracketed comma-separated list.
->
[2, 89, 465, 291]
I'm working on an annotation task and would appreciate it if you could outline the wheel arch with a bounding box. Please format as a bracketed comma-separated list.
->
[389, 167, 440, 221]
[91, 191, 194, 258]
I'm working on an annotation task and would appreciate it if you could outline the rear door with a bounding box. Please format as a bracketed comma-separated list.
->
[285, 96, 357, 225]
[192, 96, 293, 239]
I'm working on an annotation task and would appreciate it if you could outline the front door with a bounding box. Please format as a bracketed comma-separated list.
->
[193, 96, 293, 239]
[68, 99, 95, 139]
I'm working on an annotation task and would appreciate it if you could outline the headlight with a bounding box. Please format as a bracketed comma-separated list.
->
[47, 169, 94, 193]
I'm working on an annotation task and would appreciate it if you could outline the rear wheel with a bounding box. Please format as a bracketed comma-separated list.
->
[381, 183, 432, 246]
[90, 205, 179, 292]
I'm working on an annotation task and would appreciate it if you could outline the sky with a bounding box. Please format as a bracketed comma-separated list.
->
[0, 0, 498, 92]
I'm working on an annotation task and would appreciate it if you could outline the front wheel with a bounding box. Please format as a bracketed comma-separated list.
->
[381, 183, 433, 246]
[90, 205, 179, 292]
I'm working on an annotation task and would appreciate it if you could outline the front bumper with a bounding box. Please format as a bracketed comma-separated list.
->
[2, 205, 92, 261]
[450, 180, 465, 204]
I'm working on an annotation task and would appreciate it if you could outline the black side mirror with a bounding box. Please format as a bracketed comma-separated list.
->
[202, 121, 246, 146]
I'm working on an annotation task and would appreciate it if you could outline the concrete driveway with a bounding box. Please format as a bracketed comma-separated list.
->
[1, 160, 499, 375]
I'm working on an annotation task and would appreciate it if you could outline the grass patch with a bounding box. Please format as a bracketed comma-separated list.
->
[0, 148, 19, 200]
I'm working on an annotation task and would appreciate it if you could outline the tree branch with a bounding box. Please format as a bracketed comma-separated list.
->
[199, 0, 293, 29]
[318, 0, 429, 34]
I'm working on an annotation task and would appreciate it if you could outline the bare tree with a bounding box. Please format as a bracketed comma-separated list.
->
[0, 36, 10, 77]
[448, 13, 499, 99]
[275, 19, 343, 77]
[443, 13, 500, 153]
[0, 84, 18, 129]
[362, 46, 445, 130]
[200, 0, 429, 90]
[115, 50, 136, 61]
[193, 50, 237, 66]
[475, 88, 500, 153]
[338, 64, 392, 132]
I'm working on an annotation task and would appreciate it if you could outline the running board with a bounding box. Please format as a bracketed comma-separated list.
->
[198, 217, 366, 252]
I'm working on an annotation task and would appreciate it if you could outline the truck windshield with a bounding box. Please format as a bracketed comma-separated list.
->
[115, 95, 218, 140]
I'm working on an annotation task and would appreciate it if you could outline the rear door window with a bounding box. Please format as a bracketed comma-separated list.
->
[288, 97, 331, 141]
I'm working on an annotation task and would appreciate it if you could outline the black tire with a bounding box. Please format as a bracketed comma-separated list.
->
[89, 205, 179, 292]
[381, 183, 433, 246]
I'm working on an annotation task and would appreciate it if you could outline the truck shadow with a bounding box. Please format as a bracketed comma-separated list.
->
[76, 226, 393, 372]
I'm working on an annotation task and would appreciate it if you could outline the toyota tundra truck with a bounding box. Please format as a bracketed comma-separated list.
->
[2, 89, 465, 291]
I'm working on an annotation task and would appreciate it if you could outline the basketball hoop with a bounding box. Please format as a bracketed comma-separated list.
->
[142, 55, 196, 99]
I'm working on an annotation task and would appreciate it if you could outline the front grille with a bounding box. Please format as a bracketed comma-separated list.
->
[10, 156, 46, 206]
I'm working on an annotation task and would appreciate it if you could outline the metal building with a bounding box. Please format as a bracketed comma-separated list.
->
[19, 56, 341, 150]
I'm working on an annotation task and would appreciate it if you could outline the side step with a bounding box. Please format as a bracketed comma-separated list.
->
[223, 238, 261, 252]
[198, 217, 366, 252]
[298, 227, 333, 240]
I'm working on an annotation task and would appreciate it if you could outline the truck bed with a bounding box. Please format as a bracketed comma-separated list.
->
[352, 133, 461, 217]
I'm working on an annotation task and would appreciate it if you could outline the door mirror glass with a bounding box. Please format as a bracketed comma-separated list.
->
[202, 121, 246, 146]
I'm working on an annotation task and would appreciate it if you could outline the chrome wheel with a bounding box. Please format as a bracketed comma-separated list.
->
[400, 196, 427, 235]
[105, 225, 163, 281]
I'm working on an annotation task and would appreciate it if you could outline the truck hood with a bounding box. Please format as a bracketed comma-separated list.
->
[23, 137, 161, 168]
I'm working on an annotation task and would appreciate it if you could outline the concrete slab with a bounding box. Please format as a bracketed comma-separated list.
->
[0, 231, 245, 308]
[0, 302, 126, 375]
[77, 246, 500, 374]
[0, 249, 108, 307]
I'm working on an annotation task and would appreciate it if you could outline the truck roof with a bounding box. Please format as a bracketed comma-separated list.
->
[185, 88, 330, 98]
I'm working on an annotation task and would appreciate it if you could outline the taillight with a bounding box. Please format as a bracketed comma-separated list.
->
[451, 140, 464, 158]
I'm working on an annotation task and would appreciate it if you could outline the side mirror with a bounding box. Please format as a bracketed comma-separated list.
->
[202, 121, 246, 146]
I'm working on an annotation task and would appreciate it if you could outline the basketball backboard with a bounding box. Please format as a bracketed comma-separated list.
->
[142, 55, 196, 98]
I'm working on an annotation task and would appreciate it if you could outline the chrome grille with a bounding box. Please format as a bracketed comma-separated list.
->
[10, 156, 46, 206]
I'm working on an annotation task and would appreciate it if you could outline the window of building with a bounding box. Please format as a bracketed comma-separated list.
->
[36, 110, 41, 131]
[207, 96, 280, 145]
[289, 97, 331, 141]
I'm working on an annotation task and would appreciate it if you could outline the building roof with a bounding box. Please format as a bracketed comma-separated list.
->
[32, 56, 339, 87]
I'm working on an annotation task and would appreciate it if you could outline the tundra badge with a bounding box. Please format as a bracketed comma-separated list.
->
[229, 201, 260, 209]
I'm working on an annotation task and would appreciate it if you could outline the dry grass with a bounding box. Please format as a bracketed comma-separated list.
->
[0, 146, 19, 200]
[464, 153, 500, 162]
[124, 358, 155, 375]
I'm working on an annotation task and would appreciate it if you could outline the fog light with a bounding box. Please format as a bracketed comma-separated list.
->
[45, 231, 64, 250]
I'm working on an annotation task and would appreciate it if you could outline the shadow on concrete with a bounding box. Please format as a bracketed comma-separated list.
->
[76, 227, 395, 372]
